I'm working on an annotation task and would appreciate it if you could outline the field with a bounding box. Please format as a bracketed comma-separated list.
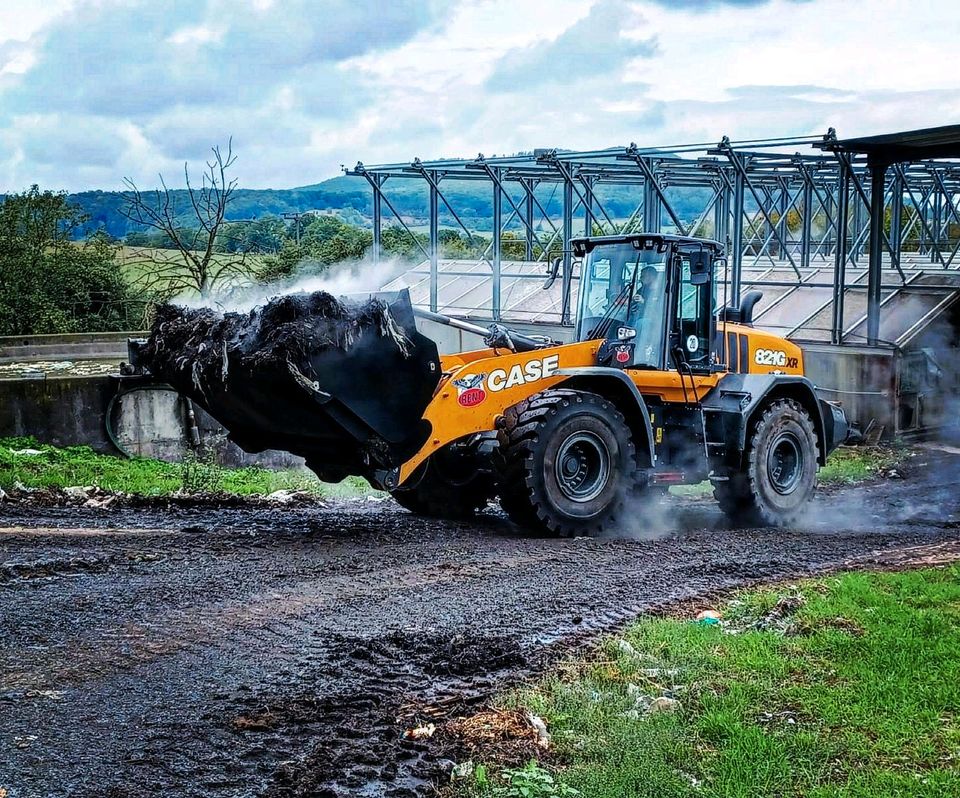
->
[117, 246, 266, 299]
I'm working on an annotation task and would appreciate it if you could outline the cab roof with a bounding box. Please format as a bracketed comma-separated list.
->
[570, 233, 724, 256]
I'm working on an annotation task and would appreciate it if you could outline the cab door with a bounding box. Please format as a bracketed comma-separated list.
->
[669, 250, 714, 372]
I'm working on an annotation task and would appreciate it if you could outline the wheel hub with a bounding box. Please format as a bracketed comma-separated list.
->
[554, 431, 611, 503]
[768, 433, 803, 494]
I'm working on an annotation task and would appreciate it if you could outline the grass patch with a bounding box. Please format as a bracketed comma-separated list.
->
[817, 444, 904, 485]
[452, 566, 960, 798]
[0, 437, 377, 499]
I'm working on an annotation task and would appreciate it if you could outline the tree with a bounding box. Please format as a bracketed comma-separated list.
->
[122, 141, 247, 299]
[257, 214, 373, 284]
[0, 187, 145, 335]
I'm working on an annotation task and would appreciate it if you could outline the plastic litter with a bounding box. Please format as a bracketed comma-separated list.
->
[527, 713, 550, 749]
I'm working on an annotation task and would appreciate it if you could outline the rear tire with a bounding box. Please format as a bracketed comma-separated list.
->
[494, 389, 636, 536]
[714, 398, 819, 526]
[390, 445, 494, 519]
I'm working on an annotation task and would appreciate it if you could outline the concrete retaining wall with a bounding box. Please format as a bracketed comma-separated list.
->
[0, 331, 144, 364]
[0, 375, 302, 468]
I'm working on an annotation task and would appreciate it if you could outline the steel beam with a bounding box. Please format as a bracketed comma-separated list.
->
[730, 167, 745, 304]
[831, 165, 850, 344]
[429, 180, 439, 313]
[866, 161, 887, 345]
[371, 173, 382, 266]
[492, 169, 502, 321]
[562, 178, 573, 325]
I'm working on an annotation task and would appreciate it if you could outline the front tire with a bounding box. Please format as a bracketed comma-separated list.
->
[714, 397, 819, 526]
[494, 389, 636, 536]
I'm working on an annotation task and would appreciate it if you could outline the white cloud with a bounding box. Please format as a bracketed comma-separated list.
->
[167, 24, 223, 46]
[0, 0, 957, 192]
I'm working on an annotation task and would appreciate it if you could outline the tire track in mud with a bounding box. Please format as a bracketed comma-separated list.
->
[0, 459, 958, 797]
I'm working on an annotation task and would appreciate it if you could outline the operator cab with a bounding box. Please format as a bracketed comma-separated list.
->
[571, 234, 724, 373]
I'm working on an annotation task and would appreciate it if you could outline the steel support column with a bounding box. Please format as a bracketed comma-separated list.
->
[642, 177, 659, 233]
[371, 173, 382, 266]
[583, 175, 595, 236]
[730, 168, 745, 304]
[889, 172, 902, 271]
[429, 179, 439, 313]
[801, 176, 813, 270]
[492, 169, 502, 321]
[524, 180, 535, 261]
[831, 165, 850, 344]
[562, 178, 574, 325]
[866, 161, 887, 345]
[714, 179, 731, 246]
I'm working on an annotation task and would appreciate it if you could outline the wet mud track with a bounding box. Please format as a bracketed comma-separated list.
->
[1, 453, 958, 797]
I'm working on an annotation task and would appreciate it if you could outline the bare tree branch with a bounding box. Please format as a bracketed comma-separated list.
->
[121, 140, 244, 299]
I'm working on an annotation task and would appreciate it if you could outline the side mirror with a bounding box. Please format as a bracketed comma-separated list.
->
[689, 251, 712, 286]
[543, 256, 562, 290]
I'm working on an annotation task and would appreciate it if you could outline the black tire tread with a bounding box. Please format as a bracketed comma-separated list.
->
[713, 397, 819, 526]
[493, 388, 636, 536]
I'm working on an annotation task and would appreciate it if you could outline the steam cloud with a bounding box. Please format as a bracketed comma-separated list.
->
[175, 256, 413, 313]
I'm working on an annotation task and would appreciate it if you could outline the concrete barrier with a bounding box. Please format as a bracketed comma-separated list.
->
[0, 374, 302, 468]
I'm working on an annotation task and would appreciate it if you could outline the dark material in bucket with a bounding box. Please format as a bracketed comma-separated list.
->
[138, 289, 441, 481]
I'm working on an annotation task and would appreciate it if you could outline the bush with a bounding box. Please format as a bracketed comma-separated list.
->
[0, 187, 150, 335]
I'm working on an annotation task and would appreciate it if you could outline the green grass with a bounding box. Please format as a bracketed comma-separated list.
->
[817, 445, 904, 485]
[0, 437, 377, 499]
[453, 567, 960, 798]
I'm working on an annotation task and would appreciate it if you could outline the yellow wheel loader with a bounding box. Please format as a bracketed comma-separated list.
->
[134, 234, 847, 536]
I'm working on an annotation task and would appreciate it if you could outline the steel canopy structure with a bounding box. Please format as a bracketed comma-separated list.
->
[347, 126, 960, 350]
[816, 125, 960, 344]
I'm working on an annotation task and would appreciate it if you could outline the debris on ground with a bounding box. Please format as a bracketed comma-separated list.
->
[615, 638, 639, 657]
[695, 609, 722, 624]
[681, 771, 702, 788]
[450, 760, 475, 780]
[646, 696, 681, 714]
[264, 489, 316, 505]
[0, 483, 328, 510]
[403, 722, 436, 740]
[444, 707, 549, 765]
[528, 713, 551, 750]
[25, 689, 65, 700]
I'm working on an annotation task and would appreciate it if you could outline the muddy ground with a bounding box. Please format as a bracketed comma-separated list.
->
[2, 451, 959, 798]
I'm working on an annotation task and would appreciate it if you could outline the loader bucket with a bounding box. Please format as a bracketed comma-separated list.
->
[137, 289, 441, 481]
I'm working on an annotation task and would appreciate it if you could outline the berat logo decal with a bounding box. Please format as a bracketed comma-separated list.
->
[452, 373, 486, 407]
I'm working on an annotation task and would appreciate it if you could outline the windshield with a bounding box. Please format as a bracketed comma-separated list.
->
[577, 243, 667, 368]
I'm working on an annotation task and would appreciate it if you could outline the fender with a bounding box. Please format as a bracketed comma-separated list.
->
[554, 367, 657, 469]
[700, 373, 847, 467]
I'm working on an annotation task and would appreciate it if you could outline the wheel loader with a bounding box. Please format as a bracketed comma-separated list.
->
[133, 233, 848, 536]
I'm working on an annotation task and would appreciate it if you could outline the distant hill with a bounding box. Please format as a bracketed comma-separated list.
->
[42, 174, 716, 239]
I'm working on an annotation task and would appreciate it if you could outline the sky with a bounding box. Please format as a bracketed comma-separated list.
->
[0, 0, 957, 192]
